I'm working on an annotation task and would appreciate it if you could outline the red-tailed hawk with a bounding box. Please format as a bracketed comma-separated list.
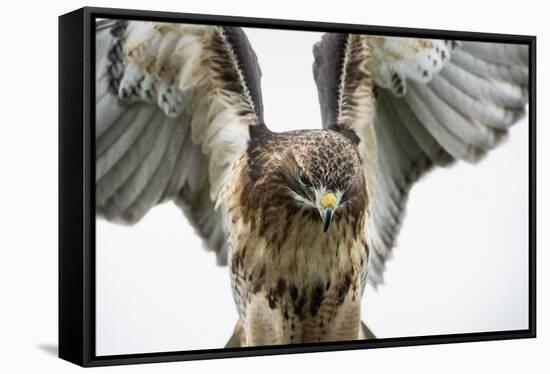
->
[95, 20, 528, 347]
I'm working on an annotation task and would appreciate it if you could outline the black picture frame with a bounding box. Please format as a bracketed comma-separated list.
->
[59, 6, 537, 367]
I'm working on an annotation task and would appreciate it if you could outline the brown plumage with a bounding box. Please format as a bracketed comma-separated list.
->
[222, 130, 369, 345]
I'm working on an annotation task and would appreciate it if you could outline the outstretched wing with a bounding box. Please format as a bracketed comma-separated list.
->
[313, 34, 528, 287]
[96, 19, 265, 265]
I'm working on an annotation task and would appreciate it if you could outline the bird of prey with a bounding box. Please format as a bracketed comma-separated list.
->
[95, 19, 529, 347]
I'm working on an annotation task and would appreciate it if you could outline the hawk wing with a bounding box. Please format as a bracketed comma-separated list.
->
[312, 34, 529, 287]
[95, 20, 265, 265]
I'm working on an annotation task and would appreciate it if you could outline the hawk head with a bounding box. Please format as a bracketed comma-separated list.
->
[285, 130, 364, 232]
[243, 129, 367, 236]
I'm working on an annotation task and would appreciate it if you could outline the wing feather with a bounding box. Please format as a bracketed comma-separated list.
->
[124, 115, 188, 222]
[461, 41, 528, 65]
[405, 83, 482, 162]
[429, 74, 517, 130]
[312, 34, 529, 287]
[451, 49, 528, 86]
[96, 105, 140, 157]
[440, 62, 526, 108]
[106, 115, 178, 222]
[95, 20, 265, 264]
[97, 109, 162, 207]
[96, 105, 157, 180]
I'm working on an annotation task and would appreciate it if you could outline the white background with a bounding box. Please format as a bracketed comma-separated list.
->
[96, 27, 528, 355]
[0, 0, 547, 373]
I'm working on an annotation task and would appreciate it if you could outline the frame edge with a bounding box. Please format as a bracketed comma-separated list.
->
[59, 6, 537, 366]
[58, 7, 87, 367]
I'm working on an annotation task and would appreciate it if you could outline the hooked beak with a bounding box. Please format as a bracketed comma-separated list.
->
[322, 208, 334, 233]
[320, 192, 337, 233]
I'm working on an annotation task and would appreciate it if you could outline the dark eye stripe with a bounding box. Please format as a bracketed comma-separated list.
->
[340, 183, 356, 204]
[298, 168, 312, 187]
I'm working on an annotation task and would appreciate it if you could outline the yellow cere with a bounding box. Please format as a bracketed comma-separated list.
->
[321, 193, 337, 209]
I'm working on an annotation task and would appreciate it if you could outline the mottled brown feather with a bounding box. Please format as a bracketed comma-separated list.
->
[222, 129, 370, 345]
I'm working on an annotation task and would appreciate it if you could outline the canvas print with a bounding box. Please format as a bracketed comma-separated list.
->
[94, 18, 529, 355]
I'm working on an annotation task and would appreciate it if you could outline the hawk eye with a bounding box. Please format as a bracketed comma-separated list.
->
[298, 168, 312, 187]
